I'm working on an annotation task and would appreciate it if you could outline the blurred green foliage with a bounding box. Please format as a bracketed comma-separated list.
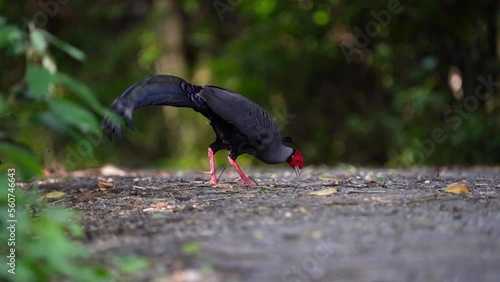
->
[1, 0, 499, 173]
[0, 176, 149, 282]
[0, 16, 112, 178]
[0, 179, 109, 281]
[0, 18, 148, 282]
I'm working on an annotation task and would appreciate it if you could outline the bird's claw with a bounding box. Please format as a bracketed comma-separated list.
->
[233, 177, 258, 186]
[207, 176, 220, 186]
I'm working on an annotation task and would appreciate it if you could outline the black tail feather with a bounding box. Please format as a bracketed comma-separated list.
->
[101, 116, 122, 140]
[101, 75, 199, 139]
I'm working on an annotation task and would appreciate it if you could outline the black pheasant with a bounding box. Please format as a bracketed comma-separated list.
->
[101, 75, 304, 186]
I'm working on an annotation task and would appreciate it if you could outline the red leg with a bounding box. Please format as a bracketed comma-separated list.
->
[208, 148, 218, 185]
[227, 156, 257, 186]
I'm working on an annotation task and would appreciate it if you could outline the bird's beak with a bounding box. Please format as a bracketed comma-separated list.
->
[294, 166, 301, 176]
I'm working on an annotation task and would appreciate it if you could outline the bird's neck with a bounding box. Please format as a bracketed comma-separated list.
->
[257, 142, 293, 165]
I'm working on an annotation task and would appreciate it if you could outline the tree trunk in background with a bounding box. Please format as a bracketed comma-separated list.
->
[155, 0, 186, 76]
[154, 0, 210, 166]
[493, 0, 499, 83]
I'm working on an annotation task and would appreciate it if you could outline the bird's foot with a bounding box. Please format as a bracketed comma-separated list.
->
[227, 156, 258, 186]
[206, 175, 223, 187]
[206, 179, 234, 188]
[207, 179, 219, 185]
[233, 177, 258, 186]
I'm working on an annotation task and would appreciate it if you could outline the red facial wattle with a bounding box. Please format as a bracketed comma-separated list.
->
[289, 150, 304, 169]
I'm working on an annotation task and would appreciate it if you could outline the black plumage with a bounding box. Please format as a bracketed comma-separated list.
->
[101, 75, 304, 185]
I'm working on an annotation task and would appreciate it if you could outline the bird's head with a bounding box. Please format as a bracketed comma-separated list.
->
[288, 149, 304, 176]
[282, 136, 304, 176]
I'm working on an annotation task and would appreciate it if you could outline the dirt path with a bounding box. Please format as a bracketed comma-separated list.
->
[39, 167, 500, 282]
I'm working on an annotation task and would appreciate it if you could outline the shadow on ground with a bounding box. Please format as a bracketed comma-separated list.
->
[38, 167, 500, 282]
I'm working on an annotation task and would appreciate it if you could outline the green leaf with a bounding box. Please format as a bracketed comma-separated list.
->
[0, 24, 26, 54]
[0, 142, 42, 177]
[255, 1, 276, 18]
[48, 100, 99, 133]
[181, 242, 202, 256]
[0, 25, 15, 48]
[30, 28, 48, 54]
[57, 74, 108, 116]
[112, 255, 149, 276]
[25, 64, 58, 99]
[313, 10, 330, 26]
[40, 30, 86, 61]
[34, 112, 82, 139]
[26, 65, 108, 118]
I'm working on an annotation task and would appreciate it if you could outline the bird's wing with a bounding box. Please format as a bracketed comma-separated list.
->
[198, 86, 280, 142]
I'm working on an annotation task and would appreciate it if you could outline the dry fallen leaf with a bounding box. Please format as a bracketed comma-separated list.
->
[318, 174, 336, 180]
[310, 230, 323, 239]
[309, 188, 338, 196]
[97, 181, 114, 190]
[39, 191, 66, 202]
[445, 182, 470, 194]
[253, 230, 265, 240]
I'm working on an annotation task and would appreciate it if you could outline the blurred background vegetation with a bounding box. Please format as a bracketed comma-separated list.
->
[1, 0, 499, 177]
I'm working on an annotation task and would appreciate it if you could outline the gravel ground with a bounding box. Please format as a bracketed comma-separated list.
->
[38, 167, 500, 282]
